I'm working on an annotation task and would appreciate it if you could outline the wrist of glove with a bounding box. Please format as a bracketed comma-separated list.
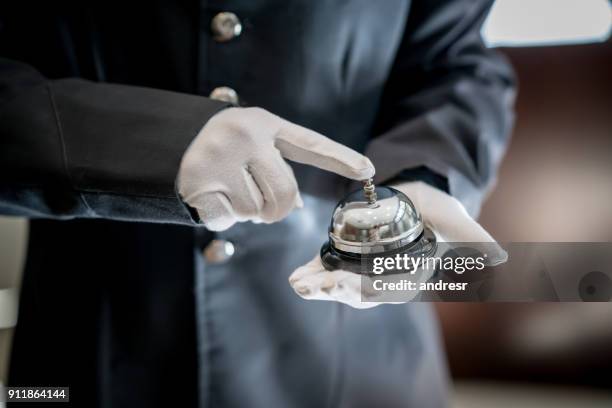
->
[178, 107, 374, 231]
[289, 181, 508, 309]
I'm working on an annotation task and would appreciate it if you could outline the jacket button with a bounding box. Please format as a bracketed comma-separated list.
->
[203, 239, 235, 264]
[211, 12, 242, 42]
[209, 86, 239, 105]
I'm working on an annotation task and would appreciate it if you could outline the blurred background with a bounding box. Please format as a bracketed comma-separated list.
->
[1, 0, 611, 406]
[441, 0, 612, 406]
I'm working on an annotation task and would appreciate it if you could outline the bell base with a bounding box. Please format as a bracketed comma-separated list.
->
[320, 228, 437, 274]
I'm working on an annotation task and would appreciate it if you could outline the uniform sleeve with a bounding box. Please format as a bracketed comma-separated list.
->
[0, 58, 230, 224]
[366, 0, 516, 216]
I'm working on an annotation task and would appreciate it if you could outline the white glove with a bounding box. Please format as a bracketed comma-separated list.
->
[178, 107, 374, 231]
[289, 181, 508, 309]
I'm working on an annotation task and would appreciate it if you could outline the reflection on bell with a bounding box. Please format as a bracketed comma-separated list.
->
[320, 181, 437, 274]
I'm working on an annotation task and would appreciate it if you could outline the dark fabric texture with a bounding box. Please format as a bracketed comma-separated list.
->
[0, 1, 515, 407]
[391, 166, 450, 193]
[367, 0, 516, 215]
[9, 220, 201, 407]
[0, 59, 229, 224]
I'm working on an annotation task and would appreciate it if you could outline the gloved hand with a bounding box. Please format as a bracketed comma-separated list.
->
[178, 107, 374, 230]
[289, 181, 508, 309]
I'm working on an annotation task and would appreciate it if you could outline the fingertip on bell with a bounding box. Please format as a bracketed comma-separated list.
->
[354, 157, 375, 180]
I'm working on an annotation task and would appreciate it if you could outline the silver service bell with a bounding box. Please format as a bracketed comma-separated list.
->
[320, 179, 437, 274]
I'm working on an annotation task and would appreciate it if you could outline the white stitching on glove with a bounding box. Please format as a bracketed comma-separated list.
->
[178, 107, 374, 230]
[289, 181, 508, 309]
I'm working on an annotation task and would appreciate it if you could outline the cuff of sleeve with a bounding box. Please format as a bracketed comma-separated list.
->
[385, 166, 449, 193]
[51, 79, 232, 225]
[366, 149, 485, 217]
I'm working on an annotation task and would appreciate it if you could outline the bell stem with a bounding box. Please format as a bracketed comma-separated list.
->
[362, 178, 377, 204]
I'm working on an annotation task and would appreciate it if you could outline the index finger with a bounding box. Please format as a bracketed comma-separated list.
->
[274, 120, 375, 180]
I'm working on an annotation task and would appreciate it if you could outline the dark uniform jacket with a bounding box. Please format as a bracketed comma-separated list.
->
[0, 0, 515, 407]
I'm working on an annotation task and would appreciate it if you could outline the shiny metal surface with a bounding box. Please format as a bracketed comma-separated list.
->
[362, 178, 377, 204]
[209, 86, 239, 105]
[329, 186, 424, 255]
[211, 12, 242, 42]
[203, 239, 235, 263]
